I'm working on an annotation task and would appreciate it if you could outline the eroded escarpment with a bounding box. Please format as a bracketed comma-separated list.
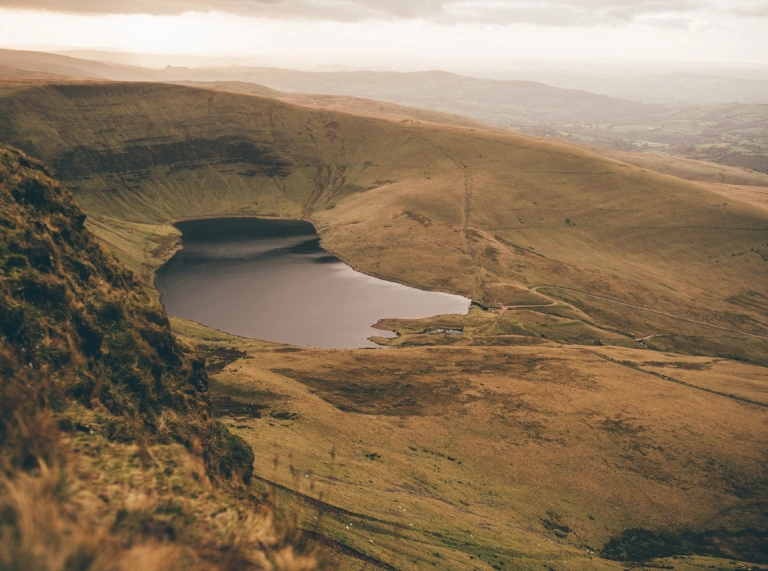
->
[54, 137, 293, 181]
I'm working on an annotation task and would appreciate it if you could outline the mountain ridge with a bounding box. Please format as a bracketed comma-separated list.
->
[1, 80, 766, 365]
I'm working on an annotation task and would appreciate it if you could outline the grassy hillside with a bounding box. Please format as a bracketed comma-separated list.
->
[0, 82, 767, 568]
[176, 80, 768, 188]
[598, 149, 768, 187]
[0, 81, 767, 366]
[164, 68, 768, 175]
[204, 337, 768, 569]
[0, 145, 316, 569]
[4, 49, 767, 174]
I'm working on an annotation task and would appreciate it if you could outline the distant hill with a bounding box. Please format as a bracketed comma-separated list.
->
[162, 66, 660, 125]
[493, 69, 768, 106]
[0, 49, 658, 124]
[178, 80, 501, 130]
[0, 48, 154, 81]
[2, 49, 767, 174]
[0, 64, 71, 81]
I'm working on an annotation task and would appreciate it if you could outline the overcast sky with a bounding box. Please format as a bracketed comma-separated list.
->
[1, 0, 766, 68]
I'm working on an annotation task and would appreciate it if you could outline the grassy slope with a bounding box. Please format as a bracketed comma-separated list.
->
[0, 145, 318, 569]
[1, 82, 767, 568]
[1, 82, 766, 354]
[195, 335, 768, 570]
[4, 49, 766, 174]
[599, 149, 768, 187]
[176, 81, 768, 201]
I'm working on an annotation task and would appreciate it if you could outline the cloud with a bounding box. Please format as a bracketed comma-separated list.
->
[0, 0, 721, 27]
[444, 1, 710, 27]
[728, 1, 768, 18]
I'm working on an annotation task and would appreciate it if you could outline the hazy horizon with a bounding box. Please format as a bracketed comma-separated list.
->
[5, 45, 768, 76]
[1, 0, 767, 71]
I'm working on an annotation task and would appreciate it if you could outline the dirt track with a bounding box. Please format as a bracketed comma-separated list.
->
[534, 285, 768, 341]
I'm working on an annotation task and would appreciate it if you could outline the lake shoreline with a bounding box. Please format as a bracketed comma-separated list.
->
[155, 217, 471, 349]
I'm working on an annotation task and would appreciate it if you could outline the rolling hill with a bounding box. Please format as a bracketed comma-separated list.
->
[0, 80, 766, 569]
[0, 49, 658, 124]
[176, 80, 500, 131]
[1, 81, 766, 360]
[492, 68, 768, 106]
[3, 48, 767, 174]
[0, 48, 157, 81]
[162, 67, 659, 124]
[177, 79, 768, 187]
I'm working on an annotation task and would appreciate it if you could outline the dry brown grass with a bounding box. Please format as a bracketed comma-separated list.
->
[199, 339, 767, 569]
[0, 438, 319, 571]
[1, 82, 767, 568]
[0, 460, 185, 571]
[597, 149, 768, 187]
[0, 146, 319, 569]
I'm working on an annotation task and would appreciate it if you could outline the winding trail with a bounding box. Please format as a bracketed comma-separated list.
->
[583, 349, 768, 409]
[467, 282, 768, 346]
[472, 298, 558, 335]
[534, 285, 768, 341]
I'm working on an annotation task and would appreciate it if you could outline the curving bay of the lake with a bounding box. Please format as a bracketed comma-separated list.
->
[155, 218, 470, 348]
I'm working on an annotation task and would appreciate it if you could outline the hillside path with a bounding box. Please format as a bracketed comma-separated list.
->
[535, 286, 768, 341]
[582, 349, 768, 409]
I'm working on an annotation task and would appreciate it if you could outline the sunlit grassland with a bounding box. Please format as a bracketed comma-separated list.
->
[205, 340, 768, 569]
[1, 81, 767, 568]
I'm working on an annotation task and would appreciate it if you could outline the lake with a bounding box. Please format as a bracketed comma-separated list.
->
[155, 218, 470, 348]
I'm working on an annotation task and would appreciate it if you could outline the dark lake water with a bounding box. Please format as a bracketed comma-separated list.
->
[155, 218, 470, 348]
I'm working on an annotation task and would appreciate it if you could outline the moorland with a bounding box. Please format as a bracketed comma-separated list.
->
[0, 71, 766, 570]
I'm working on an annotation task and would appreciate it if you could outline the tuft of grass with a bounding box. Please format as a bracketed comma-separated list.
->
[0, 145, 318, 568]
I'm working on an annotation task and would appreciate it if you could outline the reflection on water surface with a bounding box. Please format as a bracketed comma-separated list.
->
[155, 218, 470, 348]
